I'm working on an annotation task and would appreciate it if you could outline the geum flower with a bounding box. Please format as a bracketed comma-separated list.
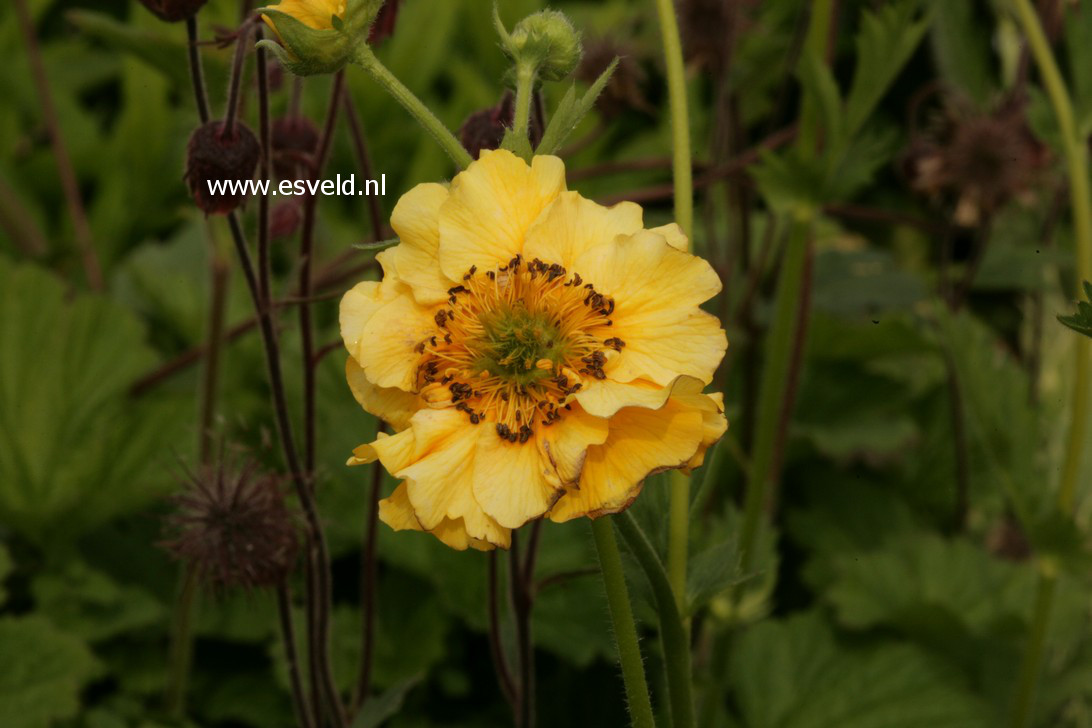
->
[340, 150, 727, 550]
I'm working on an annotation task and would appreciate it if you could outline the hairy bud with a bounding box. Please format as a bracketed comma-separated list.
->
[185, 121, 261, 216]
[499, 9, 582, 83]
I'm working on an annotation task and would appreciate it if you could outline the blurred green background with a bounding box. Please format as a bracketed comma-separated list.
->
[3, 0, 1092, 726]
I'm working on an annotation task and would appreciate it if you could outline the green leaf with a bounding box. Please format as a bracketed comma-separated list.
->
[350, 675, 423, 728]
[0, 616, 100, 728]
[731, 612, 994, 728]
[536, 58, 618, 156]
[31, 561, 164, 643]
[0, 258, 182, 546]
[65, 10, 190, 92]
[845, 2, 931, 136]
[1058, 281, 1092, 339]
[0, 545, 10, 608]
[928, 0, 995, 107]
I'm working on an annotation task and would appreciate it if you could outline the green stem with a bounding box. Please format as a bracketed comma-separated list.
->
[617, 513, 696, 728]
[653, 0, 695, 616]
[165, 565, 200, 717]
[1008, 1, 1092, 724]
[352, 46, 473, 170]
[591, 518, 656, 728]
[512, 62, 536, 147]
[738, 218, 811, 573]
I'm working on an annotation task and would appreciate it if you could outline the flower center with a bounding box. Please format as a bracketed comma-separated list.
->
[414, 255, 624, 443]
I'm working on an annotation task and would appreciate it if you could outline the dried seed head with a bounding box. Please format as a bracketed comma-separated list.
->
[459, 93, 514, 160]
[272, 116, 320, 180]
[161, 460, 298, 592]
[185, 121, 261, 216]
[904, 96, 1047, 226]
[137, 0, 209, 23]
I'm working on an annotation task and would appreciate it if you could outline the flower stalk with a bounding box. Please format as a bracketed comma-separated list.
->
[591, 518, 656, 728]
[352, 45, 473, 169]
[1009, 0, 1092, 725]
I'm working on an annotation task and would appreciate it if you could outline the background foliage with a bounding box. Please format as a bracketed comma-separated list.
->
[2, 0, 1092, 726]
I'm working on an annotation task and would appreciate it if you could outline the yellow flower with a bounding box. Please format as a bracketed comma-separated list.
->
[341, 150, 728, 550]
[264, 0, 345, 30]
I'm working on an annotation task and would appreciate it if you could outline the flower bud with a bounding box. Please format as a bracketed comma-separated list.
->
[271, 200, 304, 239]
[136, 0, 208, 23]
[258, 0, 383, 76]
[184, 121, 261, 216]
[162, 460, 299, 591]
[459, 93, 513, 160]
[272, 115, 320, 180]
[500, 10, 582, 82]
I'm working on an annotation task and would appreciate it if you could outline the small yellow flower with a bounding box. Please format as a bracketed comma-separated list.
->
[341, 150, 727, 551]
[263, 0, 345, 31]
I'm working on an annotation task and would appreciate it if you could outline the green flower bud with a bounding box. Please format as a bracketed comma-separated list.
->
[257, 0, 382, 76]
[498, 9, 583, 82]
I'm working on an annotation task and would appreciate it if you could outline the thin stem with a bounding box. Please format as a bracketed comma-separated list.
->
[164, 565, 200, 717]
[186, 17, 211, 124]
[352, 426, 385, 714]
[223, 23, 252, 135]
[256, 30, 272, 307]
[300, 72, 345, 478]
[739, 218, 812, 573]
[198, 229, 230, 463]
[352, 46, 473, 169]
[942, 345, 971, 533]
[616, 513, 695, 728]
[278, 583, 318, 728]
[590, 518, 655, 728]
[653, 0, 695, 616]
[1009, 1, 1092, 724]
[14, 0, 102, 291]
[487, 552, 517, 709]
[509, 531, 535, 728]
[342, 96, 386, 242]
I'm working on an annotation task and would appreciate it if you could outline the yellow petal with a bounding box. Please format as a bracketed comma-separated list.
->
[377, 183, 456, 306]
[356, 285, 438, 391]
[681, 391, 728, 472]
[340, 279, 385, 363]
[345, 358, 420, 432]
[522, 191, 643, 269]
[574, 374, 705, 418]
[379, 483, 507, 551]
[574, 230, 726, 386]
[438, 150, 565, 281]
[268, 0, 345, 29]
[472, 428, 564, 529]
[539, 404, 610, 485]
[548, 397, 705, 522]
[649, 223, 689, 251]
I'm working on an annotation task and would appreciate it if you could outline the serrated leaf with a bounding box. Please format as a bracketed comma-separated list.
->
[0, 616, 100, 728]
[536, 58, 618, 156]
[1058, 281, 1092, 339]
[0, 258, 181, 546]
[731, 612, 994, 728]
[845, 2, 931, 136]
[31, 561, 164, 643]
[928, 0, 996, 106]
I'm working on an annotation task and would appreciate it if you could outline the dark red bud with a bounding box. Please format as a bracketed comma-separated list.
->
[459, 93, 514, 160]
[185, 121, 261, 216]
[272, 116, 320, 181]
[270, 200, 303, 240]
[368, 0, 403, 44]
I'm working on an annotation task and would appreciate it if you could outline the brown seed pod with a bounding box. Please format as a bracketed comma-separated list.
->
[136, 0, 209, 23]
[161, 459, 299, 592]
[459, 93, 514, 160]
[184, 121, 261, 216]
[270, 199, 303, 240]
[272, 116, 320, 181]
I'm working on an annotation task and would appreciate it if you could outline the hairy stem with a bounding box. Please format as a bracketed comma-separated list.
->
[590, 518, 655, 728]
[617, 513, 695, 728]
[1009, 1, 1092, 725]
[352, 46, 473, 169]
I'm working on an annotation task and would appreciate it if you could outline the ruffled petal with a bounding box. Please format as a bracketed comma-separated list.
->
[438, 150, 565, 281]
[573, 230, 726, 386]
[351, 284, 437, 391]
[472, 428, 564, 529]
[539, 403, 610, 485]
[377, 182, 456, 305]
[522, 191, 643, 269]
[682, 391, 727, 472]
[379, 483, 505, 551]
[574, 374, 705, 419]
[345, 358, 421, 431]
[548, 396, 707, 522]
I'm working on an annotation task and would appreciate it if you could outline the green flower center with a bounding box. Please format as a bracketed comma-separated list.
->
[472, 303, 568, 387]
